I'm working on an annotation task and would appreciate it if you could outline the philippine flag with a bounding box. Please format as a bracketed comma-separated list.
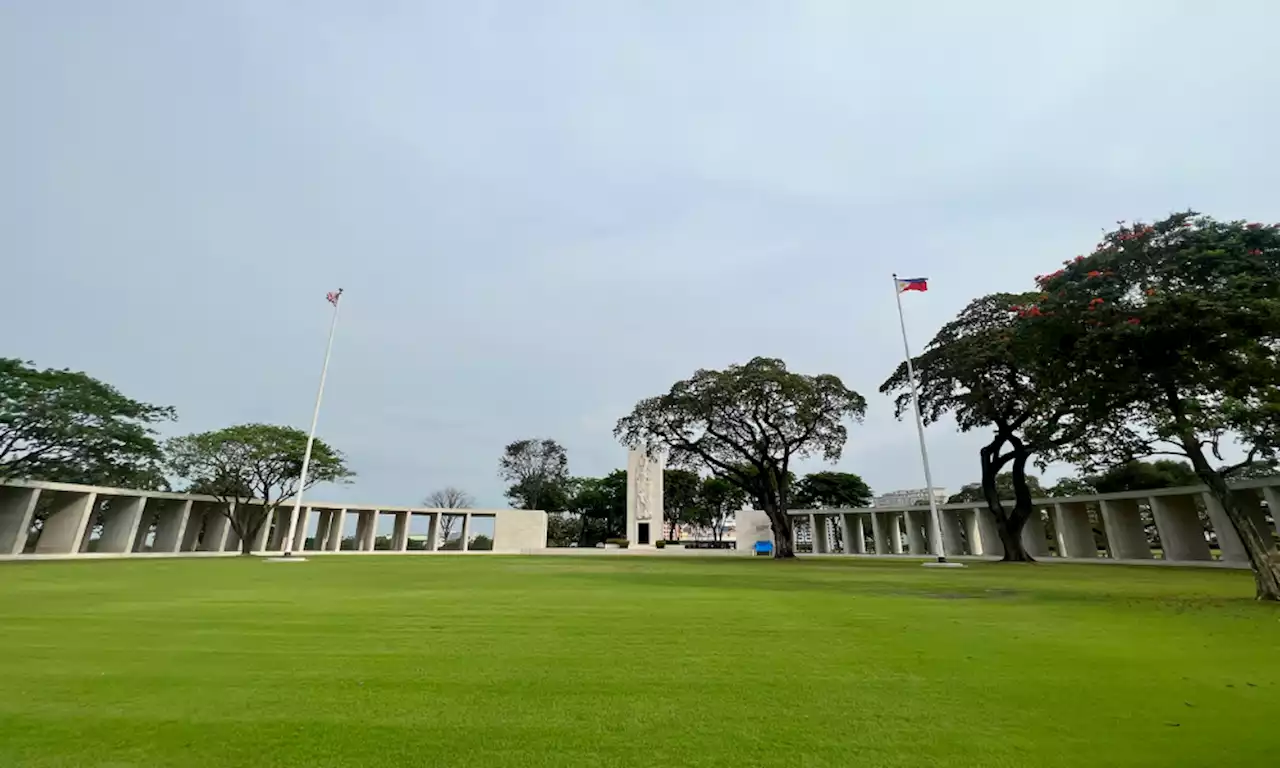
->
[895, 277, 929, 293]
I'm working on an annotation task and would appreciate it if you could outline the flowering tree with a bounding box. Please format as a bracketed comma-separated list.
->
[1025, 212, 1280, 600]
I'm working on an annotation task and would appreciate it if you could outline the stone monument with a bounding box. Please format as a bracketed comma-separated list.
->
[626, 448, 665, 547]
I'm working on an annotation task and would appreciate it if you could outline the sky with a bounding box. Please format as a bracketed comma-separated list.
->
[4, 1, 1280, 511]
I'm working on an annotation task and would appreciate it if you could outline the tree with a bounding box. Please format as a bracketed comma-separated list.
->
[1046, 476, 1096, 497]
[695, 476, 747, 542]
[1084, 460, 1197, 494]
[793, 471, 873, 509]
[948, 473, 1046, 503]
[564, 471, 627, 545]
[880, 292, 1103, 561]
[0, 358, 175, 489]
[498, 439, 569, 511]
[662, 468, 702, 540]
[1028, 212, 1280, 599]
[615, 357, 867, 558]
[165, 424, 354, 555]
[424, 487, 473, 547]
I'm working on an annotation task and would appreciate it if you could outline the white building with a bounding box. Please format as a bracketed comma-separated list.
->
[874, 488, 949, 508]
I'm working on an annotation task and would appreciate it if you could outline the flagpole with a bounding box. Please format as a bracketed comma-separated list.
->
[282, 289, 342, 556]
[891, 274, 949, 564]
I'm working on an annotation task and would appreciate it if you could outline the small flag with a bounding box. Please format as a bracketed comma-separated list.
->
[326, 289, 343, 306]
[895, 277, 928, 293]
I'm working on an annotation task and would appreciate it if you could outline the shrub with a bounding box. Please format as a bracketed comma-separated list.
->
[655, 540, 666, 549]
[605, 538, 630, 549]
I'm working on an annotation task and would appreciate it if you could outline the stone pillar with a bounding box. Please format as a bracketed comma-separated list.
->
[291, 507, 311, 551]
[940, 509, 966, 555]
[325, 510, 346, 551]
[1201, 492, 1248, 563]
[1020, 509, 1051, 558]
[1053, 502, 1096, 559]
[1150, 494, 1210, 561]
[0, 486, 40, 556]
[1231, 490, 1274, 551]
[249, 506, 275, 552]
[151, 500, 191, 553]
[427, 512, 440, 551]
[222, 520, 242, 553]
[1099, 499, 1151, 560]
[810, 514, 826, 554]
[460, 513, 472, 552]
[626, 448, 666, 548]
[904, 510, 929, 554]
[870, 512, 890, 554]
[974, 508, 1004, 557]
[887, 512, 904, 554]
[392, 511, 409, 551]
[98, 496, 146, 554]
[842, 514, 866, 554]
[181, 503, 208, 551]
[35, 492, 97, 554]
[1262, 486, 1280, 539]
[357, 511, 377, 551]
[131, 503, 155, 552]
[311, 509, 332, 552]
[200, 508, 231, 552]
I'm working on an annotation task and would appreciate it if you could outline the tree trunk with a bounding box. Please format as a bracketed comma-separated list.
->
[979, 440, 1034, 562]
[765, 502, 796, 559]
[1183, 439, 1280, 601]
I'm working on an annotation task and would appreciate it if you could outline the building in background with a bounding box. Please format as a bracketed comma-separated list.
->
[874, 488, 949, 508]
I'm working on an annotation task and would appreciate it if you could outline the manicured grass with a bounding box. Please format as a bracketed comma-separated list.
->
[1, 556, 1277, 767]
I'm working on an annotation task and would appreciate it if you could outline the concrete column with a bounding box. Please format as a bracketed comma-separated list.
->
[964, 508, 982, 555]
[841, 514, 865, 554]
[291, 507, 311, 551]
[1099, 498, 1152, 559]
[809, 514, 826, 554]
[887, 512, 904, 554]
[151, 500, 191, 553]
[258, 506, 282, 552]
[98, 496, 146, 554]
[325, 510, 346, 551]
[1150, 494, 1210, 561]
[427, 513, 440, 551]
[460, 513, 473, 551]
[199, 508, 231, 552]
[354, 511, 375, 551]
[181, 504, 207, 551]
[1053, 502, 1096, 559]
[1263, 486, 1280, 539]
[0, 486, 40, 556]
[365, 511, 380, 550]
[904, 510, 929, 554]
[939, 510, 966, 555]
[870, 512, 890, 554]
[223, 522, 242, 553]
[35, 492, 97, 554]
[1232, 490, 1274, 551]
[1021, 509, 1051, 558]
[974, 508, 1004, 557]
[1201, 492, 1248, 563]
[392, 511, 409, 551]
[131, 502, 155, 552]
[311, 509, 332, 552]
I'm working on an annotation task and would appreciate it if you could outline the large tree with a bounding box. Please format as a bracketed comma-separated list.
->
[0, 358, 175, 489]
[1084, 460, 1197, 494]
[662, 468, 702, 540]
[879, 293, 1101, 561]
[498, 438, 569, 511]
[694, 476, 747, 542]
[948, 472, 1046, 504]
[614, 357, 866, 558]
[564, 471, 627, 545]
[1028, 212, 1280, 600]
[424, 487, 473, 547]
[165, 424, 354, 555]
[792, 471, 873, 509]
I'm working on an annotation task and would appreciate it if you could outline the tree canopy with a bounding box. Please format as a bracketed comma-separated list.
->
[947, 473, 1045, 504]
[792, 471, 873, 509]
[662, 468, 702, 540]
[0, 358, 175, 489]
[1026, 212, 1280, 599]
[498, 438, 570, 511]
[165, 424, 353, 554]
[615, 357, 866, 558]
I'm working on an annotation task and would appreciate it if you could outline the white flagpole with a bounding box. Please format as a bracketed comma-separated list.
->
[891, 274, 949, 564]
[282, 289, 342, 556]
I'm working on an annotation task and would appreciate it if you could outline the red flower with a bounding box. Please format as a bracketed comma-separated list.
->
[1075, 255, 1086, 262]
[1127, 318, 1141, 325]
[1249, 249, 1263, 256]
[1087, 270, 1101, 278]
[1246, 223, 1262, 230]
[1146, 288, 1157, 296]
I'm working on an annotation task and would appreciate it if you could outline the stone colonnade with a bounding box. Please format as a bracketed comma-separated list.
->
[786, 479, 1280, 565]
[0, 480, 547, 557]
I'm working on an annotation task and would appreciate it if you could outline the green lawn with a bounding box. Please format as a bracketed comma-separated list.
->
[1, 556, 1277, 767]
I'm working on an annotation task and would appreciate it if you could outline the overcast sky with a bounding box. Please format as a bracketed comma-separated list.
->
[4, 1, 1279, 510]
